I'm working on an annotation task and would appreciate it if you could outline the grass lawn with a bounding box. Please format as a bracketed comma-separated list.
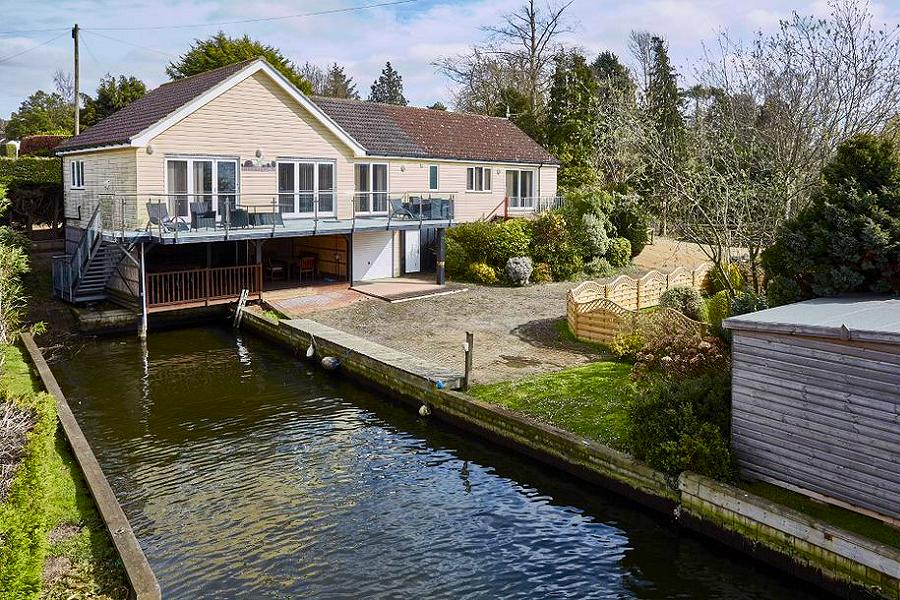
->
[741, 481, 900, 551]
[470, 360, 635, 449]
[1, 344, 127, 600]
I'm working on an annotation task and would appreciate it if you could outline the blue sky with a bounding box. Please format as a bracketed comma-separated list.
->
[1, 0, 899, 118]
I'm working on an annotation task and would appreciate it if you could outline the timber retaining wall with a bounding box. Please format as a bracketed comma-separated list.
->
[241, 311, 900, 600]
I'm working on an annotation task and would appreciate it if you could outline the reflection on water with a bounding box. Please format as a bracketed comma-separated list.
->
[53, 327, 822, 599]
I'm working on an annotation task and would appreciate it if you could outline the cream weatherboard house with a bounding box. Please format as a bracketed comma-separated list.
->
[53, 58, 559, 326]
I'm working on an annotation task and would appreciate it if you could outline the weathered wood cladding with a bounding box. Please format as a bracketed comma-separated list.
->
[730, 330, 900, 521]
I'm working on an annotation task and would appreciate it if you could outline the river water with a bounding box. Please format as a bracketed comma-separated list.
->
[52, 326, 822, 599]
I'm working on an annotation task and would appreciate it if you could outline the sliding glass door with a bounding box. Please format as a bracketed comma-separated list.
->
[277, 161, 335, 217]
[165, 157, 238, 219]
[354, 163, 388, 214]
[505, 169, 535, 209]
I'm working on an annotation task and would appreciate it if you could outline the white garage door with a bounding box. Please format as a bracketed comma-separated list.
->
[352, 231, 394, 281]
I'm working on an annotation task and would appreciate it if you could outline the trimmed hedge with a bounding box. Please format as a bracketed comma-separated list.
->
[0, 348, 56, 599]
[0, 157, 61, 187]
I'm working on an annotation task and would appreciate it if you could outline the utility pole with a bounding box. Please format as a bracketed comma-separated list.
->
[72, 23, 80, 135]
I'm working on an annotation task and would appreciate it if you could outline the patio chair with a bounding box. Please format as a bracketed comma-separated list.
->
[146, 202, 189, 233]
[250, 212, 285, 227]
[228, 208, 250, 228]
[389, 197, 415, 221]
[264, 257, 287, 281]
[190, 202, 216, 230]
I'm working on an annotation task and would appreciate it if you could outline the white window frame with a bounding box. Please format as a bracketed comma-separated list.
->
[163, 156, 240, 219]
[354, 162, 390, 214]
[276, 159, 337, 218]
[70, 160, 85, 189]
[466, 166, 492, 192]
[428, 164, 439, 191]
[506, 168, 536, 210]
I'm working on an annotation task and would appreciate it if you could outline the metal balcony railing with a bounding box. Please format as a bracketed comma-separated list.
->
[87, 192, 457, 242]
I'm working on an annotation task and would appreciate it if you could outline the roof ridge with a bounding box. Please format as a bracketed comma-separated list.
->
[310, 95, 514, 121]
[157, 57, 263, 87]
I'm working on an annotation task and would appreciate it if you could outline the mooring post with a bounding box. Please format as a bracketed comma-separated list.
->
[462, 331, 473, 391]
[138, 242, 148, 339]
[436, 227, 446, 285]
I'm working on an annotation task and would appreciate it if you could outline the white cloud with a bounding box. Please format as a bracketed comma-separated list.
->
[1, 0, 899, 117]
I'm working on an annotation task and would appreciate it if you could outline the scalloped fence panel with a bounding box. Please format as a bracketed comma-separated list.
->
[567, 263, 711, 343]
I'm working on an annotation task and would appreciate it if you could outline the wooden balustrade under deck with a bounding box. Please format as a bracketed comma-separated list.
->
[145, 264, 262, 310]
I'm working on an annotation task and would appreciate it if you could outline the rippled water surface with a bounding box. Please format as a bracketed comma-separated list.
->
[52, 327, 822, 599]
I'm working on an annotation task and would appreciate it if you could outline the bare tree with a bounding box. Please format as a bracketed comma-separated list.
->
[434, 0, 573, 114]
[705, 0, 900, 215]
[299, 62, 326, 96]
[628, 30, 654, 100]
[53, 70, 74, 104]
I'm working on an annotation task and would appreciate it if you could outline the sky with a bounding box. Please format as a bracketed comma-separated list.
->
[1, 0, 899, 119]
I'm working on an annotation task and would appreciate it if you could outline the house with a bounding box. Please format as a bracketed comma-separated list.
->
[52, 58, 559, 324]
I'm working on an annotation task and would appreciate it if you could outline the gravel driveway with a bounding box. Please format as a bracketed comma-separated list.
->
[312, 237, 710, 385]
[312, 280, 605, 385]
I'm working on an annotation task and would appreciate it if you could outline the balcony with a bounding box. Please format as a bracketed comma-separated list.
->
[94, 192, 456, 245]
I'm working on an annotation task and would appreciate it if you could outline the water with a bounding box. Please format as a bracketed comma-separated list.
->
[52, 327, 822, 599]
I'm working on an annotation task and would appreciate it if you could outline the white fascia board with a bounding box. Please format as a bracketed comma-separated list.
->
[363, 155, 558, 168]
[128, 60, 367, 157]
[56, 143, 134, 156]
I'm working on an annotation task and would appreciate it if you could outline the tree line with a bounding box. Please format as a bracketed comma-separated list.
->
[3, 31, 431, 141]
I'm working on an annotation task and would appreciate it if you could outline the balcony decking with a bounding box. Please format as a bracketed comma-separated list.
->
[104, 215, 454, 245]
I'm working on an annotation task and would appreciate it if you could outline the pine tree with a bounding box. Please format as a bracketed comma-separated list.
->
[491, 87, 544, 143]
[591, 51, 636, 104]
[368, 61, 407, 105]
[545, 52, 600, 190]
[322, 63, 360, 99]
[644, 36, 685, 233]
[167, 32, 312, 94]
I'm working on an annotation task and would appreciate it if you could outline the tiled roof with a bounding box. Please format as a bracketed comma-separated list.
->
[56, 60, 257, 152]
[56, 58, 559, 165]
[313, 96, 559, 164]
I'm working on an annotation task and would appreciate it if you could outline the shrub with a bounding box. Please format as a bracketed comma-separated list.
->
[609, 192, 650, 257]
[706, 290, 731, 330]
[505, 256, 533, 286]
[626, 371, 735, 480]
[577, 213, 610, 258]
[466, 262, 498, 285]
[632, 332, 728, 381]
[532, 262, 553, 283]
[0, 389, 57, 598]
[659, 286, 705, 321]
[0, 157, 62, 188]
[1, 143, 16, 158]
[762, 134, 900, 306]
[731, 291, 768, 317]
[605, 237, 631, 268]
[445, 238, 468, 277]
[447, 221, 495, 265]
[701, 262, 744, 296]
[18, 135, 68, 157]
[609, 330, 645, 361]
[584, 256, 615, 278]
[448, 219, 532, 271]
[530, 212, 583, 280]
[487, 219, 532, 268]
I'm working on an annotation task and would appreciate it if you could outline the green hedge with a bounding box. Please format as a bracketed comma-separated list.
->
[0, 157, 62, 188]
[0, 347, 56, 599]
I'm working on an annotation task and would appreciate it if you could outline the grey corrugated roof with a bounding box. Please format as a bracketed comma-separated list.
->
[56, 59, 258, 152]
[724, 296, 900, 345]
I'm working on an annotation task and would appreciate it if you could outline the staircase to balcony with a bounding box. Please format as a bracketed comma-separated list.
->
[52, 204, 124, 304]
